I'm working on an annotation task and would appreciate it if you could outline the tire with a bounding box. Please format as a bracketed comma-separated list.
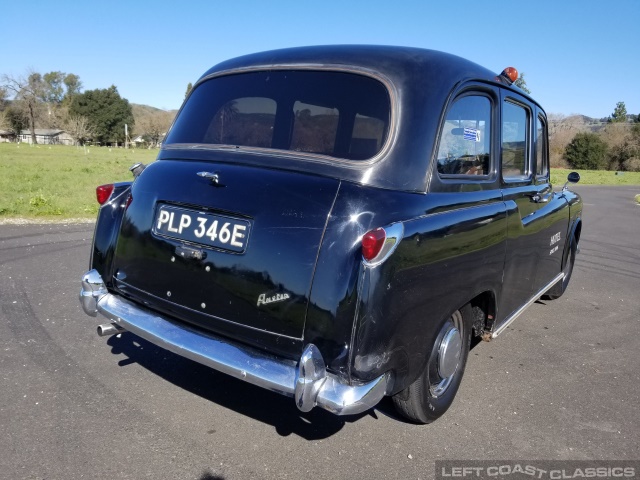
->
[542, 235, 577, 300]
[392, 304, 472, 424]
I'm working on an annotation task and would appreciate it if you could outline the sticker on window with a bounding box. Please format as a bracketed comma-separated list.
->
[463, 127, 481, 142]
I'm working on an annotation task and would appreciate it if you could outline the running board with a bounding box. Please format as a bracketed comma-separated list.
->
[490, 272, 564, 339]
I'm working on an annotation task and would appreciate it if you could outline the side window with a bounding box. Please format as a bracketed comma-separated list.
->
[502, 101, 530, 180]
[536, 116, 549, 178]
[436, 95, 491, 176]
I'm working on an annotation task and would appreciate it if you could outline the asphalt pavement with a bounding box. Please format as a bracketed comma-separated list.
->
[0, 185, 638, 480]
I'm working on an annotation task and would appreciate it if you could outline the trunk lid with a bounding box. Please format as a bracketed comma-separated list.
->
[112, 160, 339, 345]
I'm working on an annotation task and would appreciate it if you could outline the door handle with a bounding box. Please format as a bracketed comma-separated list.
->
[528, 193, 550, 204]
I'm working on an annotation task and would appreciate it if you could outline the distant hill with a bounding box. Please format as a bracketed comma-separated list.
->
[131, 103, 177, 120]
[549, 114, 608, 133]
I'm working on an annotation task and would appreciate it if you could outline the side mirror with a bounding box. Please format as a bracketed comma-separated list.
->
[567, 172, 580, 184]
[562, 172, 580, 192]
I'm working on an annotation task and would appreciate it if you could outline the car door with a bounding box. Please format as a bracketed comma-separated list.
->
[498, 93, 542, 320]
[531, 113, 570, 292]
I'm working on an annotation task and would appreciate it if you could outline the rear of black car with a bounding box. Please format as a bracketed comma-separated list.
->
[80, 64, 394, 414]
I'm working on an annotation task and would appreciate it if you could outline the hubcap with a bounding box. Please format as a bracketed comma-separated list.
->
[430, 313, 464, 398]
[438, 327, 462, 378]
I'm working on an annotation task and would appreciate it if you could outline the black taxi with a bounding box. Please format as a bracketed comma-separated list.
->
[80, 46, 582, 423]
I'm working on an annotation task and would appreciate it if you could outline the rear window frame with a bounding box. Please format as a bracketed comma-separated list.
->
[163, 65, 398, 167]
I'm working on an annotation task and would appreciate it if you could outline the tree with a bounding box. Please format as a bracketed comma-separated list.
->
[4, 107, 29, 141]
[0, 87, 7, 111]
[63, 73, 82, 99]
[64, 114, 94, 145]
[42, 71, 66, 104]
[136, 110, 173, 147]
[69, 85, 134, 145]
[514, 73, 531, 94]
[564, 132, 608, 170]
[611, 101, 627, 123]
[40, 71, 83, 128]
[1, 71, 46, 144]
[185, 82, 193, 99]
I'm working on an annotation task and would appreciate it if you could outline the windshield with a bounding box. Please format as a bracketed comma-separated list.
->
[165, 70, 391, 161]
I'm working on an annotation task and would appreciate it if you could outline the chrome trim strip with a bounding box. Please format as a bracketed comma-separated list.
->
[81, 270, 388, 415]
[491, 272, 564, 338]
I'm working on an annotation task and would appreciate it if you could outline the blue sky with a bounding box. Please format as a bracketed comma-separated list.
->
[1, 0, 638, 118]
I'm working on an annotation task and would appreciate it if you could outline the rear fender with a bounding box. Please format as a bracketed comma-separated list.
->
[90, 182, 132, 284]
[351, 200, 508, 394]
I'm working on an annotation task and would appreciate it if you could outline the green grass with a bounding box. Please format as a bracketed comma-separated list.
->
[551, 168, 640, 186]
[0, 143, 157, 220]
[0, 144, 638, 222]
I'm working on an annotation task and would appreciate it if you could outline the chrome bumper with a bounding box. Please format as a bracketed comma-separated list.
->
[80, 269, 388, 416]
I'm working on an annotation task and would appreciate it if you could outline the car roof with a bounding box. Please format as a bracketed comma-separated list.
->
[200, 45, 498, 87]
[167, 46, 537, 193]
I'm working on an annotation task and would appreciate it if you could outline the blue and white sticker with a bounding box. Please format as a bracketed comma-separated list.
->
[463, 127, 481, 142]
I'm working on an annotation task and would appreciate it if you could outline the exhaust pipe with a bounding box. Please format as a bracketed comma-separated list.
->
[97, 323, 126, 337]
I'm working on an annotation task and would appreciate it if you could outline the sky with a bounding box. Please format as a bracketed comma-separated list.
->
[1, 0, 638, 119]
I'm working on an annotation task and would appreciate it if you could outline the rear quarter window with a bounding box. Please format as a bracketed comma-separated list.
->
[165, 70, 391, 161]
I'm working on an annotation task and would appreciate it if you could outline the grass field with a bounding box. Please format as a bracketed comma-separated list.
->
[550, 168, 640, 186]
[0, 144, 157, 220]
[0, 144, 639, 222]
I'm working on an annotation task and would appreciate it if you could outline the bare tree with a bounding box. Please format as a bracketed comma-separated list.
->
[64, 114, 94, 145]
[2, 71, 46, 144]
[135, 110, 173, 147]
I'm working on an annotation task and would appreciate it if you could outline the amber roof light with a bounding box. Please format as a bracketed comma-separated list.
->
[500, 67, 519, 85]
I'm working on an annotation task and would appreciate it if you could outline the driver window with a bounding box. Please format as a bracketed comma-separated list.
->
[436, 95, 491, 176]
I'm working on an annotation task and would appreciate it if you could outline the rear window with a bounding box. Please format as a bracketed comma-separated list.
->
[165, 70, 391, 161]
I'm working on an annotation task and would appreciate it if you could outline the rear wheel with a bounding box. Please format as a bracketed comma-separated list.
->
[392, 304, 472, 424]
[543, 235, 577, 300]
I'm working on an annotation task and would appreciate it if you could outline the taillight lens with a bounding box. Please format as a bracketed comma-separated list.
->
[362, 228, 386, 261]
[96, 184, 114, 205]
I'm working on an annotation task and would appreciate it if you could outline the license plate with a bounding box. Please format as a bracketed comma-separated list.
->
[152, 204, 251, 253]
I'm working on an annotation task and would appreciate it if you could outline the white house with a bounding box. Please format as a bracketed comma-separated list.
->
[19, 129, 74, 145]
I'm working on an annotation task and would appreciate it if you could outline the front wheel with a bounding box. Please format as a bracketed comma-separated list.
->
[392, 304, 472, 424]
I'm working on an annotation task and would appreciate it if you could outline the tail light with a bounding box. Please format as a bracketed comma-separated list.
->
[96, 184, 114, 205]
[362, 228, 386, 261]
[361, 223, 405, 266]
